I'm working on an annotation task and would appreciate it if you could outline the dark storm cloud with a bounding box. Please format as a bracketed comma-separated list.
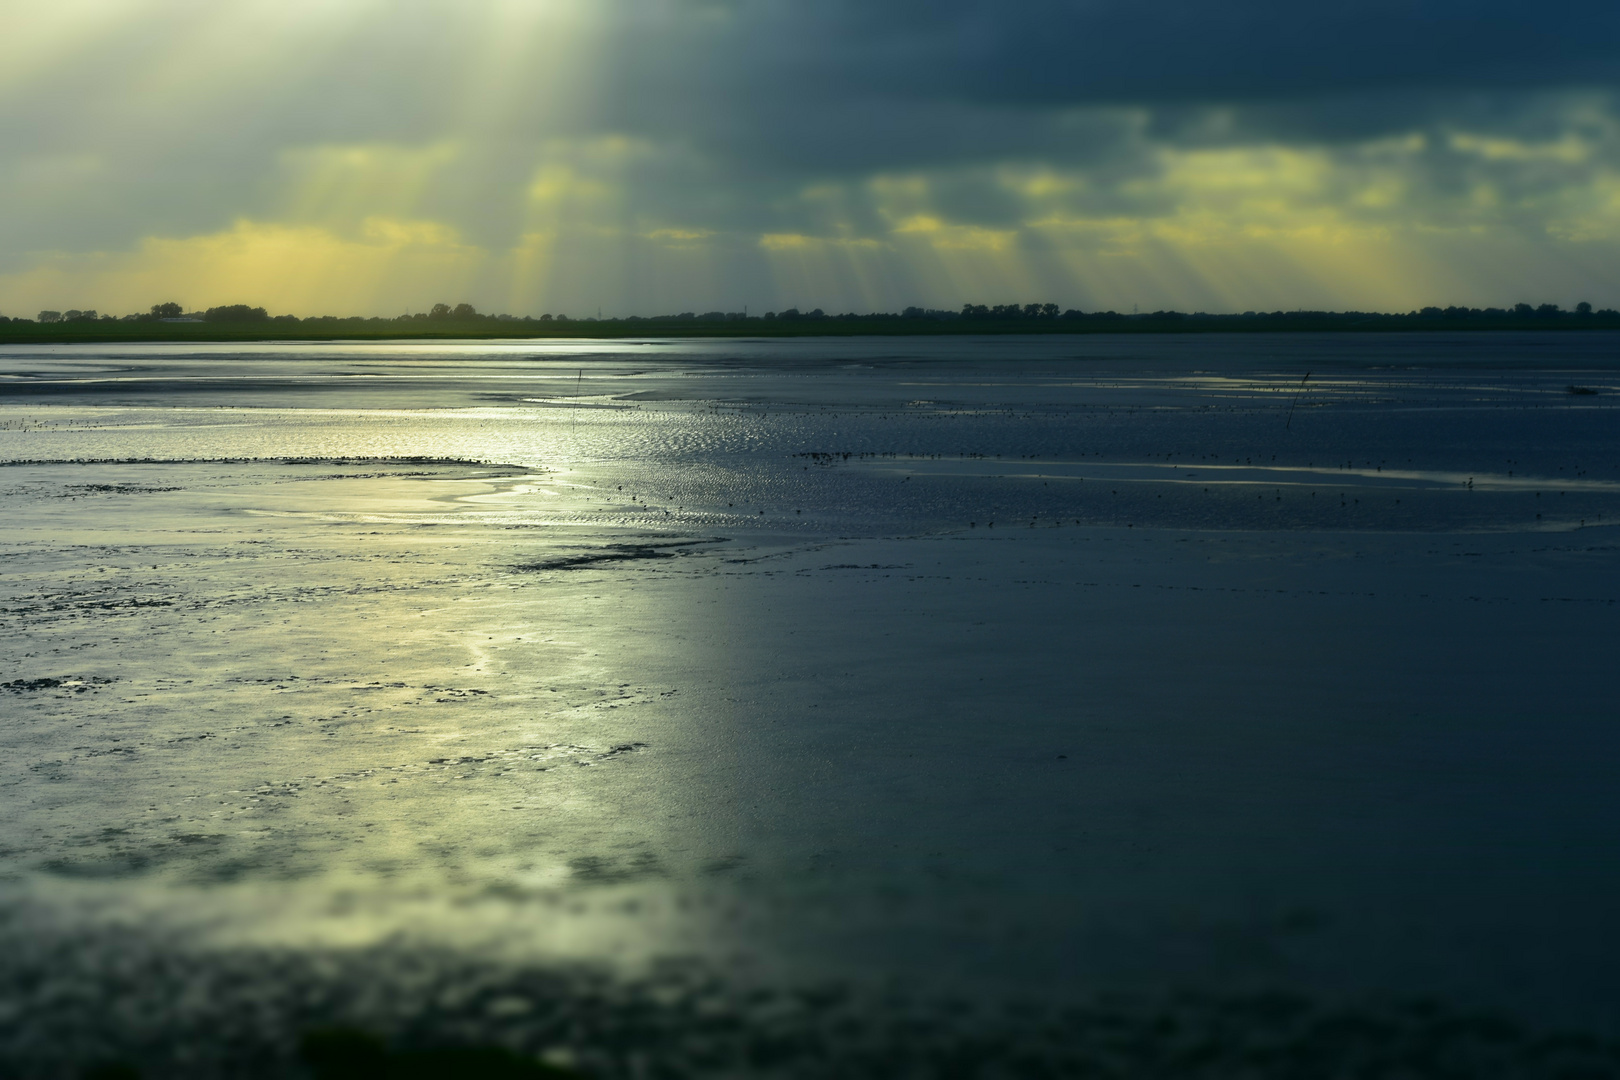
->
[660, 0, 1620, 103]
[582, 0, 1620, 171]
[9, 2, 1613, 184]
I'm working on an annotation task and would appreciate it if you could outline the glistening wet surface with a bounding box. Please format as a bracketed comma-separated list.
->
[2, 334, 1619, 1076]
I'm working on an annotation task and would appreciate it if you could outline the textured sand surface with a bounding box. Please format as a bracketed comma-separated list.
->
[2, 334, 1618, 1075]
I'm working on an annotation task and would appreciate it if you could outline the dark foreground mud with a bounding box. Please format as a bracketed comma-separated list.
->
[8, 926, 1620, 1079]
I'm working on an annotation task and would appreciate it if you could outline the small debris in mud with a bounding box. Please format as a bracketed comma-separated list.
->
[2, 676, 113, 693]
[62, 484, 182, 495]
[426, 687, 490, 702]
[516, 539, 722, 571]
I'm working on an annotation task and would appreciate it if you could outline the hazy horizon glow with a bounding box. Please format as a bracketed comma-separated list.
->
[4, 1, 1620, 317]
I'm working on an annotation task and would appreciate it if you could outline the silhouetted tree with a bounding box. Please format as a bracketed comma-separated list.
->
[37, 311, 62, 323]
[150, 302, 183, 319]
[203, 304, 268, 322]
[1576, 301, 1593, 315]
[429, 303, 452, 319]
[451, 303, 477, 318]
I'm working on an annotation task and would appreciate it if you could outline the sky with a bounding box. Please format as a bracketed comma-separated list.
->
[3, 0, 1619, 318]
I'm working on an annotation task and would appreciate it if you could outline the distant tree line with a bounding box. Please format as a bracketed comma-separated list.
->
[29, 301, 274, 324]
[4, 299, 1618, 335]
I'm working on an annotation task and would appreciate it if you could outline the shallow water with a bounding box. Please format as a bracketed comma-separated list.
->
[2, 334, 1619, 1076]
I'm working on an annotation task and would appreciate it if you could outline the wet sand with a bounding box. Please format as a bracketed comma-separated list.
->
[2, 335, 1618, 1076]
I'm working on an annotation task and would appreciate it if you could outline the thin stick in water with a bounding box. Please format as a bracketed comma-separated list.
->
[1286, 371, 1311, 430]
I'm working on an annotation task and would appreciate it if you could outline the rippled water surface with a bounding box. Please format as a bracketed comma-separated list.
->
[2, 334, 1619, 1076]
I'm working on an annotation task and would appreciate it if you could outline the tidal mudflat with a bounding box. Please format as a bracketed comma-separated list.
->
[2, 334, 1619, 1077]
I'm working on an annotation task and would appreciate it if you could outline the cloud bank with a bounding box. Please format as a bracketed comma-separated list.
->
[3, 0, 1618, 316]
